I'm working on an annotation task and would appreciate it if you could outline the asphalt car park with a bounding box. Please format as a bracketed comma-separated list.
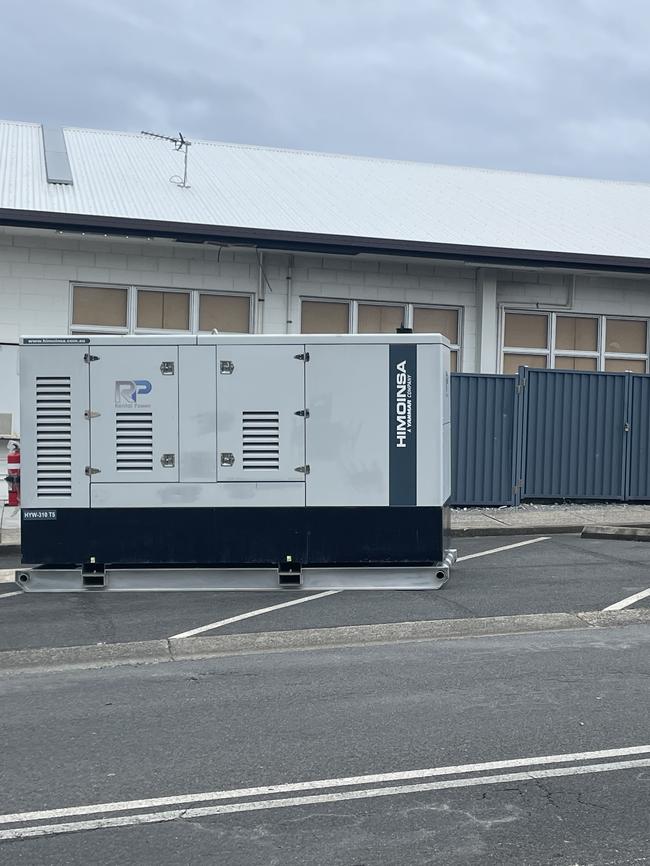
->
[1, 533, 649, 653]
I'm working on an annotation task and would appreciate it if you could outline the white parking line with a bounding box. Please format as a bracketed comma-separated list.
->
[170, 590, 340, 639]
[1, 748, 648, 840]
[1, 743, 645, 826]
[170, 538, 550, 638]
[457, 535, 550, 562]
[0, 591, 21, 599]
[603, 586, 650, 611]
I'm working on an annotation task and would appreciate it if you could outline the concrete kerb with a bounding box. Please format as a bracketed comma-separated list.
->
[0, 609, 649, 675]
[580, 525, 650, 541]
[450, 525, 584, 538]
[452, 522, 650, 538]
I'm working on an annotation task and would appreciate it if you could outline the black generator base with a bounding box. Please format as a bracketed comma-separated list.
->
[22, 505, 450, 568]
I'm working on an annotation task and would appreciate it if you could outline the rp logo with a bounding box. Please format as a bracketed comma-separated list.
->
[115, 380, 152, 407]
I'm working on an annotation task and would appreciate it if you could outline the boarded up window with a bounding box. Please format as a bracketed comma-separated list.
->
[301, 301, 349, 334]
[72, 286, 128, 327]
[358, 304, 405, 333]
[605, 319, 647, 354]
[556, 317, 598, 352]
[199, 294, 250, 333]
[503, 353, 547, 374]
[413, 307, 459, 343]
[137, 291, 189, 330]
[504, 313, 548, 349]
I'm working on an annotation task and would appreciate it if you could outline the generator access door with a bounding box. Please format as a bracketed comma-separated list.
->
[88, 346, 180, 483]
[216, 344, 306, 483]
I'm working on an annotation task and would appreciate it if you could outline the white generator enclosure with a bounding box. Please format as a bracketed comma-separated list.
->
[17, 334, 454, 591]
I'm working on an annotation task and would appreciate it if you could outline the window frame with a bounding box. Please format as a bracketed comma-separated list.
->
[500, 309, 649, 373]
[299, 297, 463, 369]
[299, 296, 354, 335]
[70, 283, 255, 335]
[134, 286, 193, 334]
[197, 290, 255, 334]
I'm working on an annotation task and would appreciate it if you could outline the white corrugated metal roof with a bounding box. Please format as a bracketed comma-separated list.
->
[2, 119, 650, 262]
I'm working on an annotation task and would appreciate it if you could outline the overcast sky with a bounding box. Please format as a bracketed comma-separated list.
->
[3, 0, 650, 181]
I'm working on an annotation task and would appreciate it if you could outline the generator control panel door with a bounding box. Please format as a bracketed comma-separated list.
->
[88, 346, 180, 483]
[217, 345, 306, 483]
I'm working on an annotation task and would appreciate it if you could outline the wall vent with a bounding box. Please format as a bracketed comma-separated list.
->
[242, 411, 280, 470]
[35, 377, 73, 497]
[116, 412, 153, 471]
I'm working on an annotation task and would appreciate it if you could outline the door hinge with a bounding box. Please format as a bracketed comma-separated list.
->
[160, 453, 176, 468]
[294, 352, 310, 362]
[83, 353, 99, 363]
[294, 464, 310, 474]
[624, 421, 630, 432]
[220, 360, 235, 375]
[160, 361, 175, 375]
[84, 466, 101, 476]
[84, 409, 101, 419]
[294, 409, 310, 418]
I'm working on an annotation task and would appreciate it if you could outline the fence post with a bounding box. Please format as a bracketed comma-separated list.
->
[512, 366, 528, 506]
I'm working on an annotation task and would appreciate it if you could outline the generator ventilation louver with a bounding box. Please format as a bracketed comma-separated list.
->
[242, 410, 280, 470]
[116, 412, 154, 471]
[35, 376, 73, 497]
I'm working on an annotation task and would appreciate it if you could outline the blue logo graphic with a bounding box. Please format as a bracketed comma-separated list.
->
[115, 379, 152, 406]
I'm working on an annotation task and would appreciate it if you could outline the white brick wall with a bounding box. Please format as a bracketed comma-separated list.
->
[5, 226, 650, 387]
[0, 228, 479, 370]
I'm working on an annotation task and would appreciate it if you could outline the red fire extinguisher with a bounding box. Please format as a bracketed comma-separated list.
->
[5, 441, 20, 507]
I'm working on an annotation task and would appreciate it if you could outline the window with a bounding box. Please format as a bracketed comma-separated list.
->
[301, 300, 350, 334]
[413, 307, 460, 371]
[71, 285, 253, 335]
[300, 299, 463, 369]
[605, 319, 646, 354]
[199, 294, 250, 333]
[72, 286, 128, 329]
[504, 312, 548, 350]
[358, 304, 405, 333]
[503, 354, 546, 374]
[502, 311, 648, 373]
[137, 290, 190, 331]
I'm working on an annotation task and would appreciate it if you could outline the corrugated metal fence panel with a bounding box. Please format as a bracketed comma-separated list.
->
[450, 374, 517, 506]
[626, 374, 650, 500]
[522, 369, 627, 500]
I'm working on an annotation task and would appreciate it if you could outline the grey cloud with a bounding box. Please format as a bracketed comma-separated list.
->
[2, 0, 650, 181]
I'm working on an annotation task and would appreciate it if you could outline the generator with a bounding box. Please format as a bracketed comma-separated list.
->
[16, 333, 455, 591]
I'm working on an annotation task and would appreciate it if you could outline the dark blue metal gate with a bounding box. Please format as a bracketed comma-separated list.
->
[449, 368, 648, 506]
[450, 374, 518, 506]
[625, 374, 650, 501]
[520, 369, 628, 501]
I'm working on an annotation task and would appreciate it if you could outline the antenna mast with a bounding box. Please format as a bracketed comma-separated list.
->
[141, 130, 192, 188]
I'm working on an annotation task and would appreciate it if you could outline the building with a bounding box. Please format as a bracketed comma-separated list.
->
[3, 118, 650, 454]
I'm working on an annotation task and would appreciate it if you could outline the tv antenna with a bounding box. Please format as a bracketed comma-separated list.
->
[141, 130, 192, 188]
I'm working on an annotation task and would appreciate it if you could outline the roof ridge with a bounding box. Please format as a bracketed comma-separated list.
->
[0, 118, 648, 189]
